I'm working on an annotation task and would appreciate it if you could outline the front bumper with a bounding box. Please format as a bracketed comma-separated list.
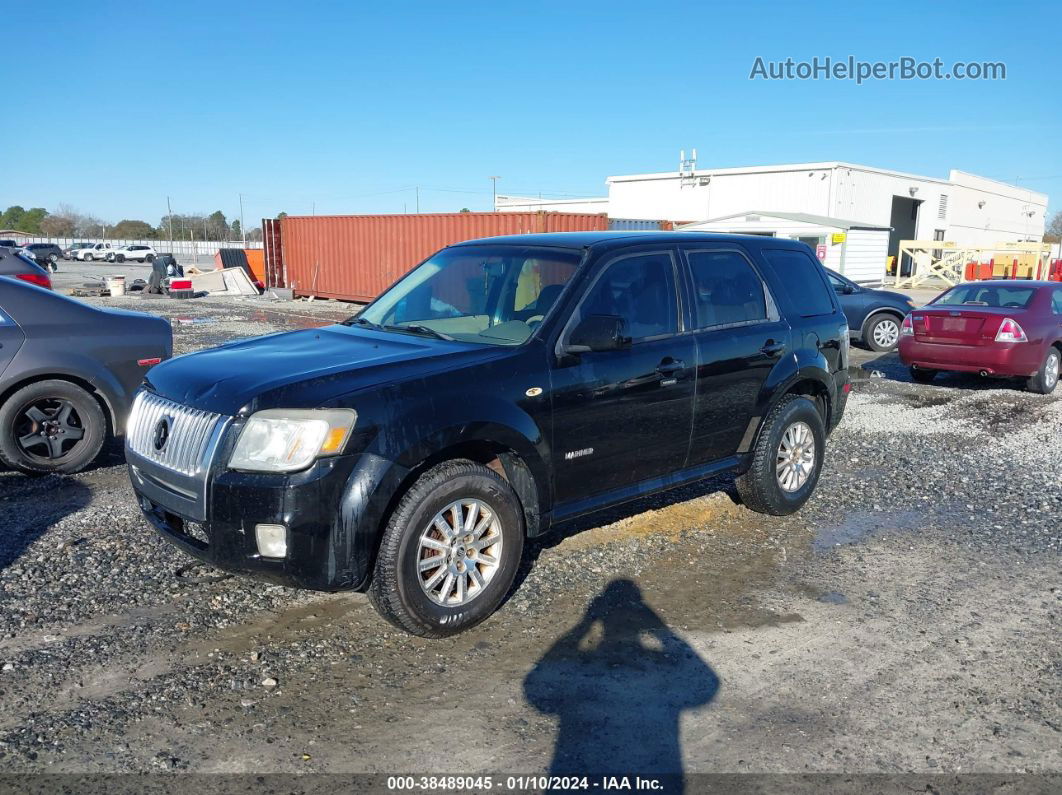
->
[129, 449, 402, 592]
[899, 337, 1041, 377]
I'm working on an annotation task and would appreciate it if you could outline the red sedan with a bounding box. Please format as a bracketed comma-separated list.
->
[899, 280, 1062, 394]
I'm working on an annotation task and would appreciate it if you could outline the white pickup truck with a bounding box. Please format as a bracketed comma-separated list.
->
[74, 243, 114, 261]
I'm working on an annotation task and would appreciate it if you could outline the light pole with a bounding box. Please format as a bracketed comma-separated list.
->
[488, 176, 501, 212]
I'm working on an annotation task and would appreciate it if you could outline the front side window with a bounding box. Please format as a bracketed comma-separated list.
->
[575, 252, 678, 341]
[763, 249, 836, 317]
[934, 285, 1035, 308]
[357, 245, 581, 346]
[686, 250, 767, 328]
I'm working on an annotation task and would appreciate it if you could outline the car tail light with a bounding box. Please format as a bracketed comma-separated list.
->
[15, 272, 52, 289]
[994, 318, 1027, 343]
[900, 315, 914, 336]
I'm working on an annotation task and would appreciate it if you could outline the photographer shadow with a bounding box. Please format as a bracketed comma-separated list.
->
[524, 580, 719, 782]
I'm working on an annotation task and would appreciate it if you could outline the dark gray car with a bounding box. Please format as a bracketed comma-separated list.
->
[0, 277, 172, 473]
[0, 246, 53, 289]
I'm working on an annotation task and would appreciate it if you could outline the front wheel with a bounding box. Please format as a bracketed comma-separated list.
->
[85, 253, 95, 261]
[1027, 347, 1060, 395]
[144, 254, 155, 263]
[0, 380, 107, 474]
[369, 459, 525, 637]
[865, 314, 901, 352]
[735, 394, 825, 516]
[116, 254, 125, 263]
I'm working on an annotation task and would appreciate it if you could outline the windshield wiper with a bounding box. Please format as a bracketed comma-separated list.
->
[343, 316, 380, 329]
[384, 324, 454, 341]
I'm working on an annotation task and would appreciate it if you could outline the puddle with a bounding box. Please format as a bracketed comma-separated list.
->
[813, 509, 923, 553]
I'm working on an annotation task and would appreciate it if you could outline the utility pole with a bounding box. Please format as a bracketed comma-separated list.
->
[166, 196, 174, 242]
[239, 193, 246, 246]
[489, 176, 501, 211]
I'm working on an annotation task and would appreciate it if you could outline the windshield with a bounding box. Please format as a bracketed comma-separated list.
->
[933, 284, 1036, 308]
[355, 245, 582, 346]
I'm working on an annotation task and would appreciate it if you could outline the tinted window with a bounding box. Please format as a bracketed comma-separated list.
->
[579, 252, 677, 340]
[763, 249, 835, 316]
[686, 250, 767, 328]
[1053, 289, 1062, 315]
[934, 285, 1035, 308]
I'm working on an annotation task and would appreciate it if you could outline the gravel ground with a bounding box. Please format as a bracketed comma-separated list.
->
[0, 287, 1058, 783]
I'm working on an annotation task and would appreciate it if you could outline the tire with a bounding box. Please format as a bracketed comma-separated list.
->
[48, 253, 58, 265]
[735, 394, 825, 516]
[105, 253, 115, 263]
[864, 314, 902, 352]
[1026, 347, 1060, 395]
[116, 254, 125, 263]
[145, 254, 155, 263]
[0, 380, 107, 475]
[369, 459, 525, 637]
[85, 253, 95, 262]
[910, 366, 937, 384]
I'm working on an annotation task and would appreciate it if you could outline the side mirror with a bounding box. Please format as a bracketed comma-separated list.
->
[566, 314, 629, 353]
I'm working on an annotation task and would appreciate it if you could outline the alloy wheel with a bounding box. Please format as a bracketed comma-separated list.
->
[776, 421, 815, 492]
[14, 398, 86, 460]
[1046, 351, 1060, 390]
[873, 318, 900, 349]
[416, 499, 503, 606]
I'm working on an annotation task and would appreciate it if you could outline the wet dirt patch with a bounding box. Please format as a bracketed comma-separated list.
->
[812, 509, 923, 553]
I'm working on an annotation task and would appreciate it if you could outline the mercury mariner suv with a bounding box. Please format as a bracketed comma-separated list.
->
[126, 232, 850, 637]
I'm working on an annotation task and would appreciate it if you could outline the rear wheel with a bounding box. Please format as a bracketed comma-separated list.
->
[145, 254, 155, 263]
[369, 459, 525, 637]
[0, 380, 107, 474]
[735, 394, 825, 516]
[910, 366, 937, 383]
[865, 314, 901, 352]
[1027, 347, 1060, 395]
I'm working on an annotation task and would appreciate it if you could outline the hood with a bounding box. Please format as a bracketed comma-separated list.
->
[145, 324, 493, 415]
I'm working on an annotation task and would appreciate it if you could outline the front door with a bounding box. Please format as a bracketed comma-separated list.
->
[680, 246, 791, 466]
[550, 249, 696, 508]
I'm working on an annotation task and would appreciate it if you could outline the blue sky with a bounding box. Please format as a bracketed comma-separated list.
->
[3, 0, 1059, 225]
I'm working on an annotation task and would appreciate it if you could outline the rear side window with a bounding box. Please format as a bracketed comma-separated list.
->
[762, 249, 836, 317]
[1051, 289, 1062, 315]
[686, 250, 767, 328]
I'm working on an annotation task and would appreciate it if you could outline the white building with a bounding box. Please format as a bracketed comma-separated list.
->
[494, 195, 609, 214]
[508, 161, 1049, 266]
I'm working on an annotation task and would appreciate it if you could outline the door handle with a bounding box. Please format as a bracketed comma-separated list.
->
[760, 341, 785, 357]
[656, 359, 686, 375]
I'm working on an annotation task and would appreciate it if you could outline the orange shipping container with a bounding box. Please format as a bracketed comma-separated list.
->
[244, 249, 266, 284]
[278, 212, 609, 302]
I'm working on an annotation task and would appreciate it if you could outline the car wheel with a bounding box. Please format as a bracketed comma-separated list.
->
[86, 253, 95, 262]
[910, 366, 937, 383]
[865, 314, 901, 352]
[0, 380, 107, 475]
[1027, 347, 1060, 395]
[369, 459, 525, 637]
[49, 253, 59, 265]
[116, 254, 125, 263]
[145, 254, 155, 263]
[106, 253, 115, 263]
[735, 394, 825, 516]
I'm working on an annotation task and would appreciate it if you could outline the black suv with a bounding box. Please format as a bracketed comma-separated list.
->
[126, 232, 849, 636]
[22, 243, 64, 271]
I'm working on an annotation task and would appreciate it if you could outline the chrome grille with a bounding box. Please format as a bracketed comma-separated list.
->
[127, 391, 226, 476]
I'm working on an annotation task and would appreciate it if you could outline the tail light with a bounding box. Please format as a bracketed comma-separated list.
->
[15, 272, 52, 289]
[995, 318, 1027, 343]
[900, 315, 914, 336]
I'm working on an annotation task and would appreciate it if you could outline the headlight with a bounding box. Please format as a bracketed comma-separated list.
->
[228, 408, 357, 472]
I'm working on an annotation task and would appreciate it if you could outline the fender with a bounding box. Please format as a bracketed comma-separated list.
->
[0, 357, 128, 433]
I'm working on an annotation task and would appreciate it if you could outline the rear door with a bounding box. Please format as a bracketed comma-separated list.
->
[680, 245, 792, 465]
[550, 247, 697, 506]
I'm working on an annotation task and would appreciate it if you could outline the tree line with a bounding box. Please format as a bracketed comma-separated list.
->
[0, 205, 262, 241]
